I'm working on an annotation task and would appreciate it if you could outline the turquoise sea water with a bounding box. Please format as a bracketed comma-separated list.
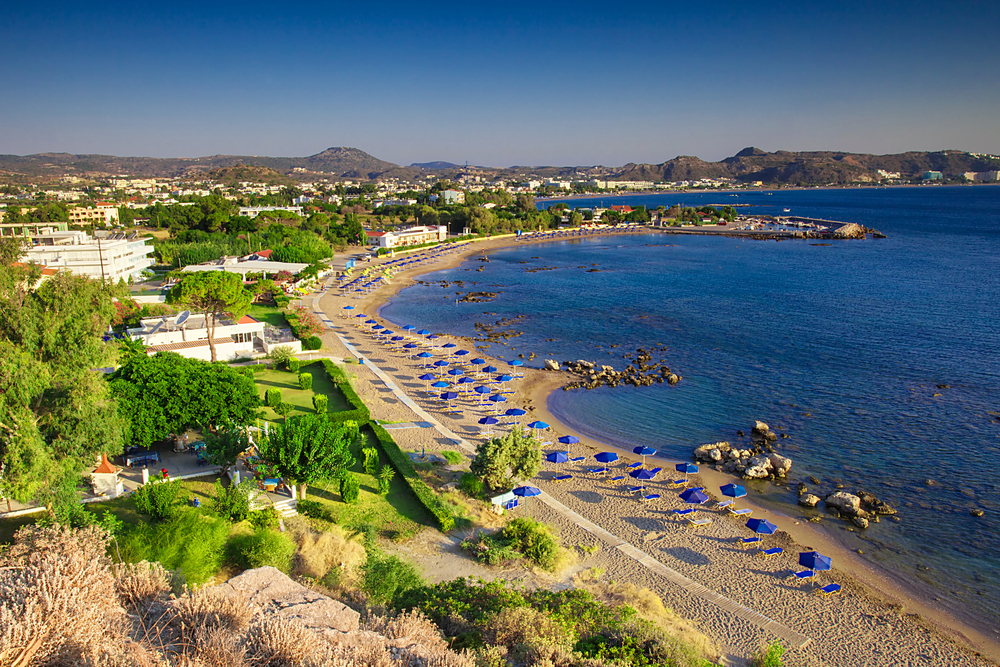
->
[379, 186, 1000, 626]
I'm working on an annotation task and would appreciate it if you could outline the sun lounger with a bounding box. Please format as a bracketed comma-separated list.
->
[641, 494, 661, 502]
[626, 462, 642, 469]
[553, 475, 573, 482]
[609, 475, 626, 483]
[570, 456, 586, 462]
[816, 583, 842, 597]
[687, 518, 713, 528]
[668, 479, 688, 487]
[627, 485, 646, 494]
[715, 500, 734, 510]
[588, 467, 610, 474]
[728, 508, 753, 517]
[760, 547, 783, 559]
[791, 570, 816, 580]
[673, 508, 695, 517]
[741, 536, 762, 548]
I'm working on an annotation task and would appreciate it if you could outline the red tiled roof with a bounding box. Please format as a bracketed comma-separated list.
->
[256, 249, 273, 258]
[93, 453, 119, 474]
[238, 315, 259, 325]
[366, 231, 387, 237]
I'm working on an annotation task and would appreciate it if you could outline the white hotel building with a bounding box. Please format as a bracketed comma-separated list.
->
[22, 230, 155, 282]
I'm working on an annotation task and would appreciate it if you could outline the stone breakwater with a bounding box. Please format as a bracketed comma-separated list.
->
[691, 421, 897, 531]
[543, 348, 682, 391]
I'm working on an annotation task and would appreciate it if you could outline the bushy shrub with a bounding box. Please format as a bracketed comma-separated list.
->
[211, 479, 256, 523]
[273, 295, 291, 308]
[459, 473, 484, 499]
[751, 642, 786, 667]
[362, 553, 425, 605]
[298, 372, 312, 390]
[119, 510, 229, 585]
[313, 394, 328, 413]
[378, 465, 395, 495]
[227, 528, 296, 574]
[287, 357, 301, 373]
[249, 507, 281, 531]
[502, 518, 561, 572]
[340, 472, 361, 504]
[268, 345, 294, 367]
[295, 498, 334, 522]
[441, 450, 464, 465]
[303, 336, 322, 350]
[362, 446, 380, 476]
[461, 532, 523, 566]
[266, 388, 282, 408]
[133, 480, 182, 521]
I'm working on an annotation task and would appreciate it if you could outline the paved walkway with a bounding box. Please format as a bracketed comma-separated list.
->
[309, 288, 813, 650]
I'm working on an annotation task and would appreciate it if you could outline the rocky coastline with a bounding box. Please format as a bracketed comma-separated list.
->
[542, 348, 682, 390]
[691, 420, 898, 531]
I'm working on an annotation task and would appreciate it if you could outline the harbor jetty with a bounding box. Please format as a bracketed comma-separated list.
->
[654, 215, 884, 240]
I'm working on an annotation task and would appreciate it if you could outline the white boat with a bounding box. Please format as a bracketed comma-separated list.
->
[783, 208, 791, 212]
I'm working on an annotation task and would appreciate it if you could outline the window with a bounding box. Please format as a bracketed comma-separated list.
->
[232, 332, 252, 344]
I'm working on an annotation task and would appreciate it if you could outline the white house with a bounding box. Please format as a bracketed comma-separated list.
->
[238, 206, 305, 219]
[127, 312, 301, 361]
[22, 230, 154, 282]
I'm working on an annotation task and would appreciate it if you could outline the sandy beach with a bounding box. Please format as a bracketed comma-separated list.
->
[308, 234, 1000, 667]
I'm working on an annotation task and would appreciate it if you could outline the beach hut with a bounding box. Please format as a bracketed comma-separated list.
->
[90, 453, 124, 498]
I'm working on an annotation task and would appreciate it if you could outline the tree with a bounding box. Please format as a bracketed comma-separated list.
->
[258, 415, 358, 499]
[108, 352, 261, 449]
[0, 263, 127, 506]
[470, 425, 542, 492]
[204, 426, 251, 474]
[168, 271, 252, 362]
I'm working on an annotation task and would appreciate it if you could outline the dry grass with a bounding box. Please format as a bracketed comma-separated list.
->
[241, 616, 336, 666]
[113, 561, 176, 614]
[580, 580, 720, 660]
[170, 586, 255, 634]
[292, 524, 366, 585]
[363, 609, 448, 652]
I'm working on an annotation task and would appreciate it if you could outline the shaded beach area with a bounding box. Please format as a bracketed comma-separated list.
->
[308, 232, 1000, 666]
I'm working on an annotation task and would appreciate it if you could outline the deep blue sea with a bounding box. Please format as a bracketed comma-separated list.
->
[380, 186, 1000, 623]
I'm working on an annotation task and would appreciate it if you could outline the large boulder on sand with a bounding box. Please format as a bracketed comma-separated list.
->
[825, 491, 862, 515]
[767, 453, 792, 476]
[544, 359, 560, 371]
[693, 441, 731, 463]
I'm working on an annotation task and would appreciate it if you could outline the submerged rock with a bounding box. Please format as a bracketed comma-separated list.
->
[799, 494, 821, 508]
[825, 491, 862, 515]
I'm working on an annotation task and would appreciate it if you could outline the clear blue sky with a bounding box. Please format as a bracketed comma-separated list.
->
[2, 1, 998, 167]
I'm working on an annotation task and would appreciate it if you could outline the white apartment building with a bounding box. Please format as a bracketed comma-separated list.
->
[22, 230, 155, 282]
[127, 312, 284, 362]
[366, 225, 448, 249]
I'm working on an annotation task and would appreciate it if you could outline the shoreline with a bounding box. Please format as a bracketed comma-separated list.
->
[322, 232, 1000, 664]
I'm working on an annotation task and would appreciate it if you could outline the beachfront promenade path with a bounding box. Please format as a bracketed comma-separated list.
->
[308, 288, 814, 650]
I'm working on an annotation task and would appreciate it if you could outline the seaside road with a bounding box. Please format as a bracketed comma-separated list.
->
[310, 292, 814, 650]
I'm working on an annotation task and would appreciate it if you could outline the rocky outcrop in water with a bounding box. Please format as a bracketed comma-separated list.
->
[554, 348, 682, 391]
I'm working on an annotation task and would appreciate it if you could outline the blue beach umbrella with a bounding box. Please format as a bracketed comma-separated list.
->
[479, 416, 500, 426]
[366, 319, 377, 324]
[382, 330, 394, 336]
[483, 365, 498, 374]
[720, 483, 747, 500]
[679, 488, 710, 504]
[489, 394, 507, 403]
[513, 486, 541, 498]
[527, 421, 550, 430]
[559, 435, 580, 445]
[495, 374, 514, 383]
[631, 468, 660, 481]
[509, 359, 524, 367]
[458, 376, 476, 387]
[418, 373, 437, 381]
[676, 462, 699, 475]
[504, 408, 527, 425]
[355, 314, 367, 318]
[372, 324, 383, 330]
[474, 386, 492, 395]
[343, 305, 354, 311]
[427, 334, 440, 340]
[746, 518, 778, 535]
[418, 351, 434, 359]
[633, 446, 656, 466]
[470, 358, 486, 366]
[391, 336, 405, 341]
[404, 343, 419, 349]
[417, 329, 430, 335]
[442, 342, 457, 349]
[434, 360, 450, 368]
[447, 368, 464, 376]
[594, 452, 619, 464]
[798, 551, 832, 573]
[431, 381, 450, 388]
[454, 350, 470, 357]
[545, 451, 570, 464]
[440, 391, 459, 401]
[403, 325, 416, 331]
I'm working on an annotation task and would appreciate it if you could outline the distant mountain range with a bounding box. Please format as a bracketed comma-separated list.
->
[1, 146, 997, 185]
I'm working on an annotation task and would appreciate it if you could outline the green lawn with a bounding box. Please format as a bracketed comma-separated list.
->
[255, 361, 352, 422]
[301, 430, 433, 540]
[246, 303, 288, 328]
[0, 477, 221, 543]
